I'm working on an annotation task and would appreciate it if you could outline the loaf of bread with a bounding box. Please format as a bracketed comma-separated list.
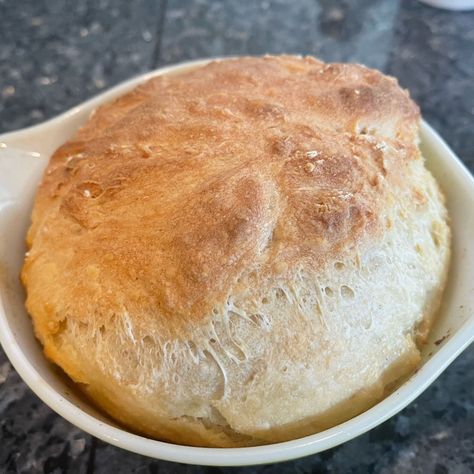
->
[22, 55, 450, 447]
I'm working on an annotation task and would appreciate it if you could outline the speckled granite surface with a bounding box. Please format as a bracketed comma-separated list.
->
[1, 0, 473, 472]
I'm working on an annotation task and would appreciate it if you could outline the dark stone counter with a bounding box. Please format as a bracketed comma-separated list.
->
[1, 0, 473, 472]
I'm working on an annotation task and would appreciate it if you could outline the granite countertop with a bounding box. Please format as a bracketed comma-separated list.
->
[1, 0, 473, 472]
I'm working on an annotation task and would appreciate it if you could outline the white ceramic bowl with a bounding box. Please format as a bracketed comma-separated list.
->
[418, 0, 474, 10]
[0, 59, 473, 467]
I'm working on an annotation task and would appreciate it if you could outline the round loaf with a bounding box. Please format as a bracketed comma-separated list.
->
[22, 56, 450, 447]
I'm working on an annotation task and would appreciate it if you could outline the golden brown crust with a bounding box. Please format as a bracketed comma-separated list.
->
[22, 56, 450, 447]
[24, 55, 420, 337]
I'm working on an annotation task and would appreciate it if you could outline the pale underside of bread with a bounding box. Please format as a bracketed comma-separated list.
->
[22, 55, 450, 447]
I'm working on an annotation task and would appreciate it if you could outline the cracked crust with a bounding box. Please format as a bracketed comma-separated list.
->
[22, 56, 450, 446]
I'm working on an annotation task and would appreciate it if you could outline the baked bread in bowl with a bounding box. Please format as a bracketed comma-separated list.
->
[22, 55, 450, 447]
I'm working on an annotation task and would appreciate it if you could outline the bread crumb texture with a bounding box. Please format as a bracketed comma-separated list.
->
[22, 55, 450, 447]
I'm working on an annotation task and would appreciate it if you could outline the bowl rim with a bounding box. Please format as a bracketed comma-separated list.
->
[0, 58, 473, 466]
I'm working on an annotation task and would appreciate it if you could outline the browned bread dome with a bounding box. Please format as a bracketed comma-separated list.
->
[22, 56, 450, 447]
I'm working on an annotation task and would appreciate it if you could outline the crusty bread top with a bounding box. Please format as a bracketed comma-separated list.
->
[21, 56, 452, 447]
[24, 55, 420, 340]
